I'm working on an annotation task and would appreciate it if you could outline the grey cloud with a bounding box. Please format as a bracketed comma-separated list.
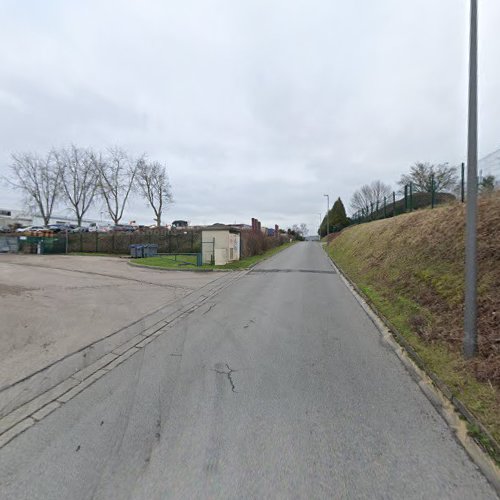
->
[1, 0, 499, 232]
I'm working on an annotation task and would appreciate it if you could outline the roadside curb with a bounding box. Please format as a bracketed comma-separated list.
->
[0, 270, 247, 449]
[128, 241, 297, 273]
[128, 261, 223, 272]
[324, 248, 500, 493]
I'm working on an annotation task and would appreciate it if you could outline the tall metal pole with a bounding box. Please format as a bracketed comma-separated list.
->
[464, 0, 478, 359]
[324, 194, 329, 239]
[461, 162, 465, 202]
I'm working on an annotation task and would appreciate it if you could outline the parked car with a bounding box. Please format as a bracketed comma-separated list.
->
[70, 226, 88, 233]
[47, 224, 66, 233]
[88, 223, 112, 233]
[111, 224, 135, 232]
[16, 226, 45, 233]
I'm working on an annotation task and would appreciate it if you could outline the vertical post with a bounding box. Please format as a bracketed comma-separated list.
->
[409, 182, 413, 211]
[95, 231, 98, 253]
[324, 194, 330, 238]
[461, 162, 465, 202]
[65, 229, 68, 254]
[404, 185, 408, 211]
[80, 232, 83, 253]
[383, 197, 387, 218]
[393, 192, 396, 216]
[431, 174, 435, 208]
[464, 0, 478, 359]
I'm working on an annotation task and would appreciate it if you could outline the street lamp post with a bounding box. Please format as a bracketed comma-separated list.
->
[323, 194, 330, 239]
[464, 0, 478, 359]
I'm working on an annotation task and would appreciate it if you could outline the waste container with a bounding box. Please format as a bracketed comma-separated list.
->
[129, 244, 144, 258]
[144, 244, 158, 257]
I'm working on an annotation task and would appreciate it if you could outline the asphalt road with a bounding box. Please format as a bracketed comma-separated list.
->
[0, 242, 496, 499]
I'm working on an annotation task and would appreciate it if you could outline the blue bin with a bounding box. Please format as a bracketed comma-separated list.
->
[129, 244, 144, 258]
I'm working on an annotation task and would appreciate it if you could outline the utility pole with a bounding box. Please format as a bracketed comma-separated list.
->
[464, 0, 478, 359]
[323, 194, 330, 238]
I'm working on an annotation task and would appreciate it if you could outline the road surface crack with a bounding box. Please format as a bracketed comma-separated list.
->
[213, 363, 237, 393]
[203, 303, 216, 315]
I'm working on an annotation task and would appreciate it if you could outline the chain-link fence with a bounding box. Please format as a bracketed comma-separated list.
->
[67, 229, 201, 254]
[17, 235, 67, 254]
[350, 191, 456, 225]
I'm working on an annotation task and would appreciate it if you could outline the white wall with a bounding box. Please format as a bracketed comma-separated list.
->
[201, 230, 240, 265]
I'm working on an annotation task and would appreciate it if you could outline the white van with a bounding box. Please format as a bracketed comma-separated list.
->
[87, 222, 112, 233]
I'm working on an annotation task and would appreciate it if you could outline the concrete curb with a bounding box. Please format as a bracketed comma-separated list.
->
[0, 270, 247, 449]
[128, 241, 297, 273]
[324, 248, 500, 493]
[128, 261, 223, 272]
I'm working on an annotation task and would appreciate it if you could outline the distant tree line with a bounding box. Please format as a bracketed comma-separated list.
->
[5, 145, 173, 227]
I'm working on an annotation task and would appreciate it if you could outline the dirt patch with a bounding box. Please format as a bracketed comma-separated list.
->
[0, 283, 34, 297]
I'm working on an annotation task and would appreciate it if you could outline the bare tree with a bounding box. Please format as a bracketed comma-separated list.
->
[96, 147, 139, 224]
[350, 180, 392, 214]
[136, 160, 173, 226]
[398, 162, 458, 193]
[8, 151, 63, 225]
[54, 145, 99, 226]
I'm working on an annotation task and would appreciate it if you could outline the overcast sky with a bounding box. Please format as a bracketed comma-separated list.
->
[1, 0, 499, 232]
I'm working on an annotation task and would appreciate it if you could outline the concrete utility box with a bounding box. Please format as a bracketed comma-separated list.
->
[202, 225, 241, 265]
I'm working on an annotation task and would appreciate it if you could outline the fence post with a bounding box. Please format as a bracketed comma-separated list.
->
[409, 182, 413, 211]
[376, 200, 379, 218]
[383, 197, 387, 218]
[80, 232, 83, 252]
[404, 185, 408, 211]
[393, 192, 396, 216]
[95, 231, 98, 253]
[431, 174, 435, 208]
[461, 162, 465, 202]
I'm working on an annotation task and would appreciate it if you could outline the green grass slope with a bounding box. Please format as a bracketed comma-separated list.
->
[327, 192, 500, 450]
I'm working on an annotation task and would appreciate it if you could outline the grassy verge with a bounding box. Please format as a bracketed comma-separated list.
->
[134, 242, 296, 271]
[324, 197, 500, 463]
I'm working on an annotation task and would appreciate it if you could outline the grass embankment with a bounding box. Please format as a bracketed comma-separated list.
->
[135, 241, 296, 270]
[327, 193, 500, 457]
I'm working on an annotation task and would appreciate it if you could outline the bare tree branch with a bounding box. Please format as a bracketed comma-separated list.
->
[7, 151, 63, 225]
[96, 147, 139, 224]
[54, 145, 99, 226]
[398, 162, 458, 193]
[136, 159, 173, 226]
[350, 180, 392, 214]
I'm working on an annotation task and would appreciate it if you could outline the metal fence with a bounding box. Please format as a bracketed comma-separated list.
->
[350, 191, 456, 225]
[67, 229, 201, 254]
[17, 235, 67, 254]
[0, 235, 19, 253]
